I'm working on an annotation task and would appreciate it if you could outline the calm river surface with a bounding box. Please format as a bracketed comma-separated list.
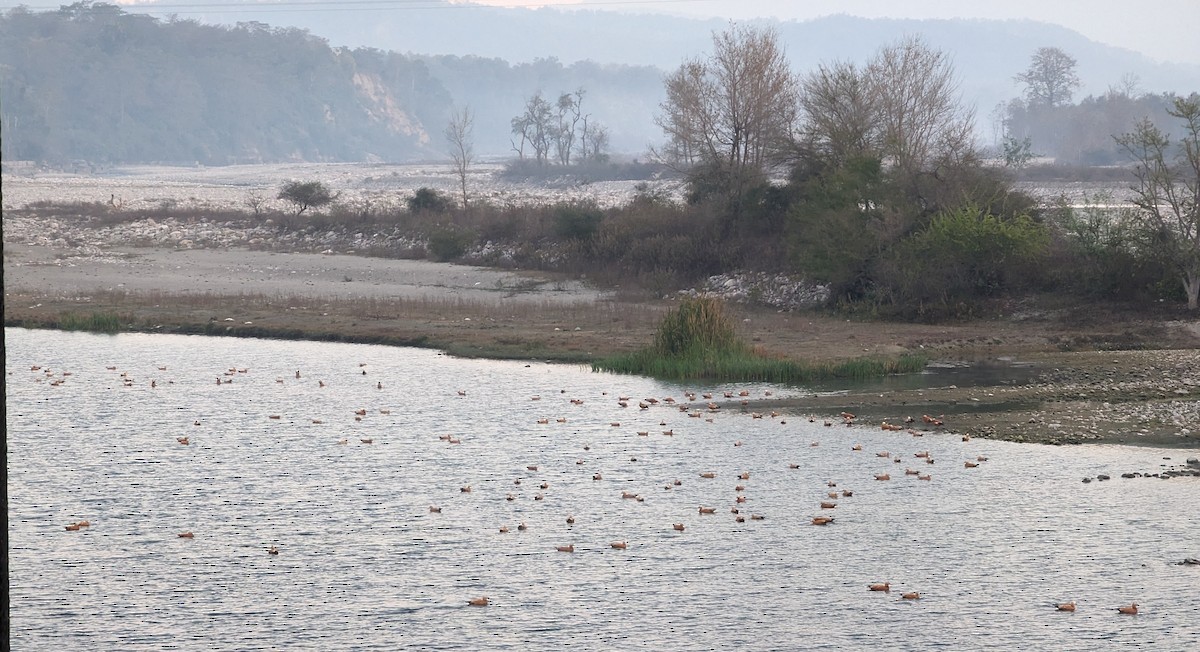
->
[6, 328, 1198, 650]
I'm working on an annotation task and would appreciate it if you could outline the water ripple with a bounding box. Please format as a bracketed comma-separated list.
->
[6, 328, 1199, 650]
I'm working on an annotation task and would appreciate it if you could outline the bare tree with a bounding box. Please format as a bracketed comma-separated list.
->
[554, 89, 585, 166]
[511, 92, 554, 164]
[445, 105, 474, 208]
[656, 59, 710, 167]
[245, 190, 268, 216]
[1109, 73, 1142, 99]
[1015, 47, 1080, 108]
[799, 37, 973, 177]
[581, 120, 610, 162]
[656, 22, 799, 182]
[800, 60, 878, 166]
[866, 36, 975, 177]
[1115, 96, 1200, 310]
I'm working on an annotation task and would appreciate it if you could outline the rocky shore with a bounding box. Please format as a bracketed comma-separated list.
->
[766, 349, 1200, 448]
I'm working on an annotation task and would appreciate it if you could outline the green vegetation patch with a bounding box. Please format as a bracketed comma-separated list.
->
[56, 311, 122, 334]
[593, 296, 926, 382]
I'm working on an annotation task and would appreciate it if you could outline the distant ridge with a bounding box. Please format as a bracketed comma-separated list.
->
[174, 4, 1200, 125]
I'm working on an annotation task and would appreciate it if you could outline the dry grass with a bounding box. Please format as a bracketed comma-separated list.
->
[4, 288, 666, 362]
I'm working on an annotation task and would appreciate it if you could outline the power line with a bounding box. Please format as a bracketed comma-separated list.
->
[0, 0, 723, 15]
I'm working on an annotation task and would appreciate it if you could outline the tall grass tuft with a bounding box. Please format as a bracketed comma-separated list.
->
[653, 295, 740, 357]
[594, 296, 926, 382]
[57, 311, 122, 334]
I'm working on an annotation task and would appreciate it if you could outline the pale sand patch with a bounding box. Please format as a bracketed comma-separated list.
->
[3, 244, 605, 305]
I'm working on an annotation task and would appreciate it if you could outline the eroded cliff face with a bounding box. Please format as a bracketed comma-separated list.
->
[352, 72, 430, 146]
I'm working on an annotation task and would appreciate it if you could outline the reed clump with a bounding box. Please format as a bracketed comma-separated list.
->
[56, 311, 122, 334]
[595, 296, 926, 382]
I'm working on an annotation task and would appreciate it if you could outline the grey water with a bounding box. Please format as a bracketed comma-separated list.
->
[6, 328, 1198, 650]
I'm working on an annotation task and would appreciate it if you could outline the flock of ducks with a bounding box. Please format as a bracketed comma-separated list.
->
[1055, 601, 1139, 615]
[34, 361, 1147, 614]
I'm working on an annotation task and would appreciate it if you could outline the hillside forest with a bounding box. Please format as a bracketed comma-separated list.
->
[0, 2, 663, 164]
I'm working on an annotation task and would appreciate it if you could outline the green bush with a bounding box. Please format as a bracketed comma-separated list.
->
[887, 206, 1050, 315]
[1046, 200, 1176, 301]
[553, 202, 604, 241]
[426, 226, 474, 261]
[407, 187, 454, 214]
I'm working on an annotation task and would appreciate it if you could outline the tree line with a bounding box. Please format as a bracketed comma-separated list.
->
[999, 46, 1198, 166]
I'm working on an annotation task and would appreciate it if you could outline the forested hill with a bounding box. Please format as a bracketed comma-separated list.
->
[0, 4, 664, 165]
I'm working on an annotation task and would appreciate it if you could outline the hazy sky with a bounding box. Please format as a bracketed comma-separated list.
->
[473, 0, 1200, 65]
[64, 0, 1200, 65]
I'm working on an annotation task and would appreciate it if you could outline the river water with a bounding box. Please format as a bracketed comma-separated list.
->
[6, 328, 1198, 650]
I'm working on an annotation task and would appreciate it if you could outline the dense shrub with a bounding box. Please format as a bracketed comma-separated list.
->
[590, 200, 723, 285]
[407, 187, 454, 214]
[883, 206, 1050, 316]
[1044, 201, 1177, 301]
[553, 201, 604, 241]
[426, 226, 474, 261]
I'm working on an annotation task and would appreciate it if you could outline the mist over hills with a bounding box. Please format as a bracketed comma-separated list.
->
[2, 2, 1197, 165]
[289, 6, 1200, 124]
